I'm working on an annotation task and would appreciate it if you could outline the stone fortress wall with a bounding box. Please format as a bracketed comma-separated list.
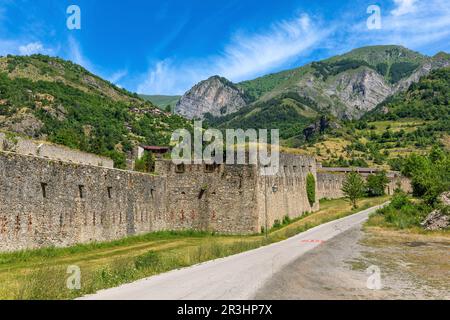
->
[0, 132, 114, 168]
[317, 172, 346, 200]
[0, 152, 164, 251]
[0, 149, 321, 251]
[317, 167, 413, 200]
[255, 153, 319, 231]
[0, 139, 411, 252]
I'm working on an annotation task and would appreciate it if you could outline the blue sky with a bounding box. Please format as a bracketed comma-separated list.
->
[0, 0, 449, 95]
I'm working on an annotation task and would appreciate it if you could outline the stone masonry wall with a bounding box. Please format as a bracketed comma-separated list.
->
[317, 169, 413, 200]
[0, 150, 321, 251]
[317, 172, 346, 200]
[0, 132, 114, 168]
[255, 153, 319, 232]
[0, 151, 164, 252]
[155, 161, 259, 234]
[0, 146, 414, 252]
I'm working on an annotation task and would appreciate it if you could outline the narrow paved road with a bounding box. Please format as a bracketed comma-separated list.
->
[81, 203, 387, 300]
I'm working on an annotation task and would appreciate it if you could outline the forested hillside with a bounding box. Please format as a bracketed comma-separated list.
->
[0, 55, 192, 168]
[301, 67, 450, 169]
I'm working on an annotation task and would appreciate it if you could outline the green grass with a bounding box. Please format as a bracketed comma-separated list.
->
[366, 193, 432, 230]
[0, 196, 389, 300]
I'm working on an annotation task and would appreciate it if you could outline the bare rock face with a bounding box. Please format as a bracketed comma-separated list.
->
[421, 210, 449, 231]
[329, 68, 393, 119]
[0, 111, 43, 138]
[439, 191, 450, 206]
[421, 192, 450, 231]
[396, 55, 450, 92]
[175, 76, 248, 119]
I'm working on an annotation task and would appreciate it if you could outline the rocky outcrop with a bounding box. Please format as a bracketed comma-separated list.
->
[176, 47, 450, 122]
[328, 67, 393, 119]
[421, 210, 449, 231]
[396, 55, 450, 92]
[303, 116, 340, 141]
[421, 192, 450, 231]
[175, 76, 248, 119]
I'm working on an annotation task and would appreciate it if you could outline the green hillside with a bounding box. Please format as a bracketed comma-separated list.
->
[0, 54, 192, 168]
[302, 67, 450, 168]
[140, 94, 181, 111]
[203, 46, 449, 153]
[207, 92, 320, 140]
[237, 45, 427, 102]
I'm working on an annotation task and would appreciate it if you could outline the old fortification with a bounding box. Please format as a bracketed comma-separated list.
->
[0, 132, 113, 168]
[0, 150, 319, 251]
[0, 137, 412, 252]
[317, 167, 412, 200]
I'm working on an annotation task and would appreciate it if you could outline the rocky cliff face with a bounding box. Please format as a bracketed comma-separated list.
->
[175, 76, 248, 119]
[396, 53, 450, 92]
[326, 67, 393, 119]
[176, 46, 450, 122]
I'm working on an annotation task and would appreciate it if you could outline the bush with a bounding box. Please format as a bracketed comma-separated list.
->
[134, 151, 155, 173]
[273, 220, 281, 229]
[306, 173, 316, 207]
[383, 204, 424, 229]
[366, 171, 389, 197]
[390, 190, 411, 209]
[401, 148, 450, 205]
[371, 190, 431, 229]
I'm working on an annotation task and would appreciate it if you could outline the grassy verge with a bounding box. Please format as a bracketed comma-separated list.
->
[0, 196, 389, 300]
[365, 192, 449, 236]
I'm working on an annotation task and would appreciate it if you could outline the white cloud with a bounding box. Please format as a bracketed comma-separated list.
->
[137, 59, 182, 95]
[345, 0, 450, 52]
[108, 69, 128, 85]
[18, 41, 52, 55]
[66, 36, 129, 87]
[137, 13, 332, 95]
[391, 0, 418, 16]
[216, 14, 329, 80]
[67, 36, 93, 71]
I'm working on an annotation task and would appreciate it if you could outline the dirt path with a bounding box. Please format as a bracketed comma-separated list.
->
[254, 226, 450, 300]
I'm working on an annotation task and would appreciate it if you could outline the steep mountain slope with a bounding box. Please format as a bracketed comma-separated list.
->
[175, 75, 250, 119]
[140, 94, 181, 111]
[302, 67, 450, 168]
[177, 46, 449, 130]
[0, 54, 191, 168]
[367, 67, 450, 122]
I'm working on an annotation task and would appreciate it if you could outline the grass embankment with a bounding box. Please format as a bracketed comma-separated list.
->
[365, 192, 449, 236]
[0, 196, 388, 300]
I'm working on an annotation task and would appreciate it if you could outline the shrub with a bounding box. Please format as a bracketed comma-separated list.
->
[390, 190, 411, 209]
[371, 189, 431, 229]
[401, 148, 450, 205]
[366, 171, 389, 197]
[273, 220, 281, 229]
[134, 151, 155, 173]
[306, 173, 316, 207]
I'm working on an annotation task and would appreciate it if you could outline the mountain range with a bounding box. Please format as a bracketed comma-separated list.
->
[0, 45, 448, 169]
[175, 45, 449, 128]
